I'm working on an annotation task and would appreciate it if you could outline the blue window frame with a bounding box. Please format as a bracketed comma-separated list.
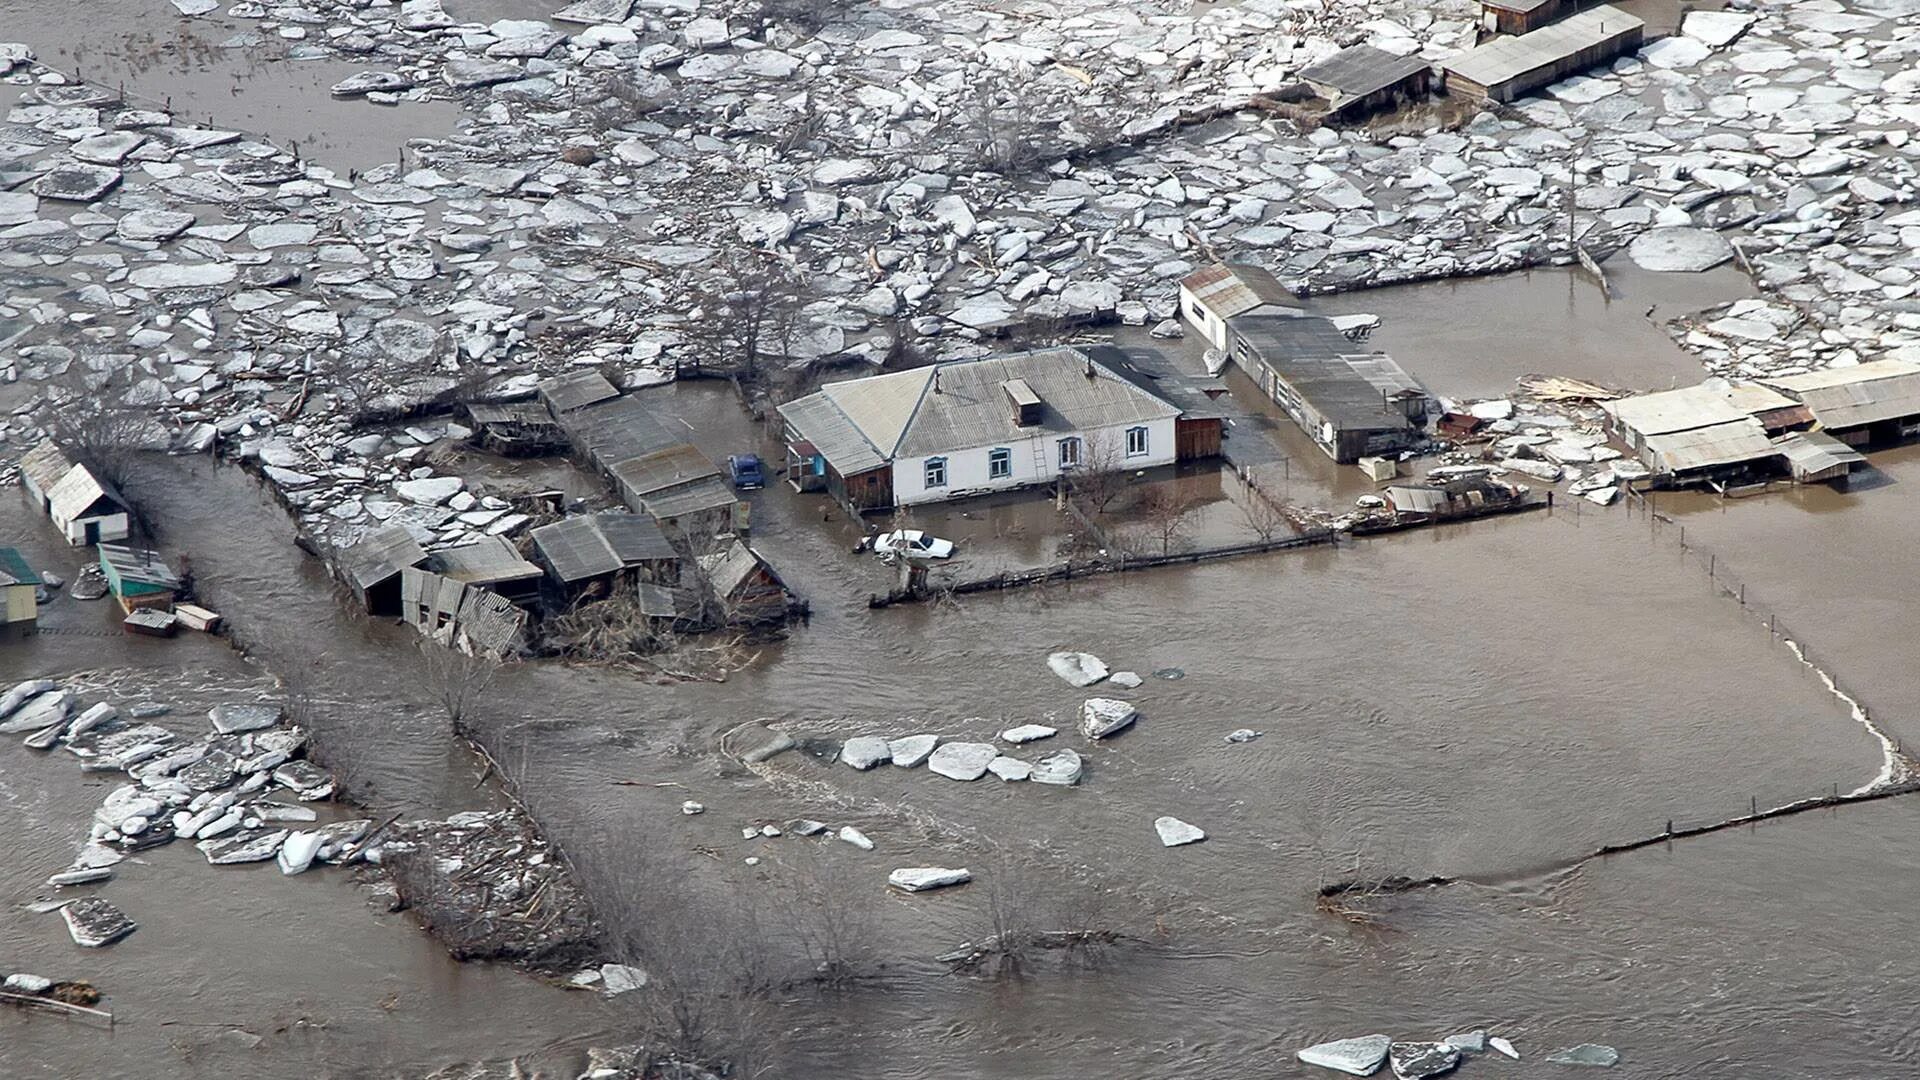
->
[988, 447, 1012, 480]
[924, 457, 947, 488]
[1126, 426, 1149, 457]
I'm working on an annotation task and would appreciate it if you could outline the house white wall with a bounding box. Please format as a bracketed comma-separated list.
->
[57, 510, 130, 547]
[1178, 285, 1231, 353]
[892, 417, 1179, 506]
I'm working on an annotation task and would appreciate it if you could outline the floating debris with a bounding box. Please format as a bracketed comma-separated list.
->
[60, 898, 136, 948]
[1297, 1034, 1392, 1076]
[887, 867, 971, 893]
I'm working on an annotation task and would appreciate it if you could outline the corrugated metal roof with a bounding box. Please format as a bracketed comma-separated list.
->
[98, 544, 180, 589]
[1442, 5, 1644, 88]
[20, 439, 72, 496]
[427, 536, 543, 586]
[1641, 419, 1778, 474]
[1085, 344, 1230, 422]
[611, 444, 723, 499]
[1766, 361, 1920, 430]
[1233, 315, 1429, 430]
[1483, 0, 1559, 13]
[1776, 430, 1865, 475]
[342, 524, 429, 590]
[558, 395, 683, 468]
[531, 513, 675, 583]
[537, 370, 620, 414]
[777, 391, 889, 475]
[1299, 44, 1433, 101]
[1180, 263, 1299, 321]
[820, 367, 936, 458]
[637, 474, 737, 521]
[1603, 384, 1751, 437]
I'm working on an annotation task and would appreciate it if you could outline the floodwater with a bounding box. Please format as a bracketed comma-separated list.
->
[25, 434, 1906, 1075]
[1313, 262, 1756, 401]
[11, 0, 465, 172]
[0, 490, 619, 1079]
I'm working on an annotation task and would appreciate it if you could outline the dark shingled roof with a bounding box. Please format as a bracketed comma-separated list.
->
[1299, 44, 1433, 101]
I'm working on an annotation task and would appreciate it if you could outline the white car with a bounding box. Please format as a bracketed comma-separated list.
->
[873, 529, 956, 560]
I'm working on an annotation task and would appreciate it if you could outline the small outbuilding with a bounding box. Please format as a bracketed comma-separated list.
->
[610, 445, 746, 539]
[98, 544, 181, 614]
[20, 440, 131, 547]
[1298, 45, 1435, 118]
[425, 536, 545, 605]
[1602, 384, 1782, 484]
[1442, 5, 1645, 103]
[536, 370, 621, 416]
[0, 547, 41, 635]
[697, 538, 790, 628]
[463, 401, 565, 456]
[340, 524, 430, 616]
[531, 512, 681, 596]
[1479, 0, 1572, 37]
[1776, 431, 1866, 484]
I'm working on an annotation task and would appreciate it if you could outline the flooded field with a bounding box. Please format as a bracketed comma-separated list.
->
[15, 448, 1885, 1077]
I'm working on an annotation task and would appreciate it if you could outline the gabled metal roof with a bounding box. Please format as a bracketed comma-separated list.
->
[1776, 430, 1865, 475]
[1299, 45, 1433, 101]
[896, 348, 1181, 458]
[47, 462, 126, 526]
[1179, 263, 1300, 321]
[531, 513, 675, 583]
[98, 543, 181, 589]
[819, 367, 937, 459]
[1233, 315, 1428, 430]
[342, 523, 429, 590]
[427, 536, 543, 587]
[611, 443, 724, 499]
[20, 439, 73, 496]
[636, 474, 738, 521]
[777, 391, 889, 475]
[558, 395, 683, 468]
[537, 369, 620, 414]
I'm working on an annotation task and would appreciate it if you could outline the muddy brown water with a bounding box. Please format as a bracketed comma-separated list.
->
[1312, 261, 1756, 401]
[10, 436, 1901, 1075]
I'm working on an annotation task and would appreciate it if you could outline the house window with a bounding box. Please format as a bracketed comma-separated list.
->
[988, 447, 1012, 480]
[1126, 426, 1149, 457]
[924, 457, 947, 489]
[1058, 437, 1082, 469]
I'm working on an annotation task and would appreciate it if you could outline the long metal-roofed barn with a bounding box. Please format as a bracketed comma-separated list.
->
[1177, 263, 1302, 351]
[1762, 359, 1920, 445]
[1297, 44, 1436, 118]
[1226, 314, 1431, 463]
[1441, 4, 1645, 103]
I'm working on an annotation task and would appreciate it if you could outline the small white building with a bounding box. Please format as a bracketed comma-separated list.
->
[1178, 263, 1302, 352]
[20, 440, 130, 547]
[779, 347, 1212, 510]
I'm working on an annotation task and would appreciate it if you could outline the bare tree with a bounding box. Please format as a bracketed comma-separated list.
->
[417, 639, 499, 734]
[776, 856, 879, 988]
[1133, 486, 1201, 556]
[1236, 486, 1292, 544]
[44, 367, 163, 530]
[760, 0, 834, 36]
[680, 253, 808, 384]
[1064, 430, 1130, 518]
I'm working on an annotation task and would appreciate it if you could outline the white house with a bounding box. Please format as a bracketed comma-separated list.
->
[1178, 263, 1302, 352]
[779, 347, 1213, 510]
[20, 439, 130, 547]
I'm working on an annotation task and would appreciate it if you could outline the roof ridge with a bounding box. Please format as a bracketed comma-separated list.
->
[882, 365, 939, 458]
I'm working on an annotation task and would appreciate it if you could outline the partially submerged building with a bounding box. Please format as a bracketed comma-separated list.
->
[423, 536, 544, 605]
[1776, 430, 1866, 484]
[531, 512, 680, 596]
[1298, 45, 1436, 118]
[0, 547, 40, 635]
[1227, 315, 1432, 463]
[1177, 263, 1302, 352]
[611, 445, 744, 538]
[778, 346, 1214, 511]
[697, 537, 790, 627]
[1478, 0, 1572, 37]
[98, 544, 181, 614]
[340, 524, 429, 616]
[1762, 360, 1920, 446]
[1441, 5, 1645, 103]
[537, 369, 621, 416]
[463, 401, 565, 456]
[20, 440, 131, 547]
[1601, 384, 1780, 484]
